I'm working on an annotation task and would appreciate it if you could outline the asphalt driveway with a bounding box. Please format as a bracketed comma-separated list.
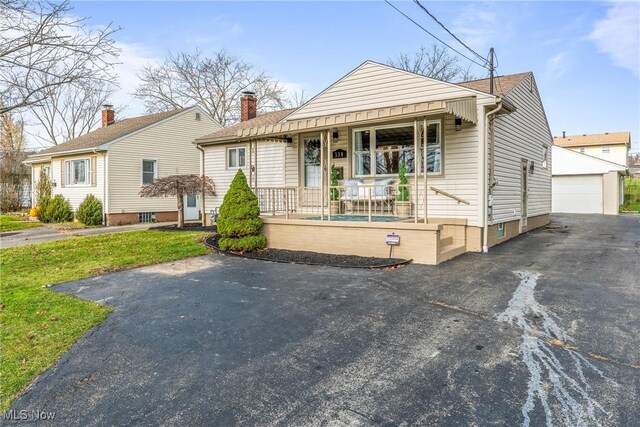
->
[6, 214, 639, 426]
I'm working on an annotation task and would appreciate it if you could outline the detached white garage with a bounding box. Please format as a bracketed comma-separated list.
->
[552, 146, 626, 215]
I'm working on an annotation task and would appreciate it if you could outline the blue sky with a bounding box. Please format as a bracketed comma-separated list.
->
[72, 1, 640, 152]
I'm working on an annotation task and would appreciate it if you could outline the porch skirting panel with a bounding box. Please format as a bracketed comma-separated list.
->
[106, 211, 178, 226]
[261, 218, 443, 265]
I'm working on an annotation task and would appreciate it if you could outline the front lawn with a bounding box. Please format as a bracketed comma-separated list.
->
[0, 230, 209, 410]
[0, 215, 42, 232]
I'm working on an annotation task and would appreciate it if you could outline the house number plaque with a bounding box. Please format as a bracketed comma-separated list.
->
[332, 149, 347, 159]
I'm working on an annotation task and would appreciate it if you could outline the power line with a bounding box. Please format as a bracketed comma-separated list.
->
[412, 0, 489, 66]
[384, 0, 489, 70]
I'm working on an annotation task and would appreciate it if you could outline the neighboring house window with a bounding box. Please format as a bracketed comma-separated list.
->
[352, 120, 442, 177]
[228, 147, 246, 168]
[65, 159, 90, 185]
[195, 112, 201, 121]
[602, 145, 610, 153]
[579, 147, 585, 154]
[142, 159, 157, 185]
[542, 146, 549, 169]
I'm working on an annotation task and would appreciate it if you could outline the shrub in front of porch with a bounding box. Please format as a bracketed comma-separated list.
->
[217, 169, 267, 251]
[76, 194, 103, 226]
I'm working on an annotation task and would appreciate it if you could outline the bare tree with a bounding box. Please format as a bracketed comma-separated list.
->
[283, 89, 308, 109]
[0, 111, 29, 210]
[139, 175, 215, 228]
[27, 79, 119, 146]
[388, 45, 477, 82]
[134, 50, 290, 126]
[0, 0, 120, 115]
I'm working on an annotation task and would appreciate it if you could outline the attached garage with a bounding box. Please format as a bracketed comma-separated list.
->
[552, 146, 626, 215]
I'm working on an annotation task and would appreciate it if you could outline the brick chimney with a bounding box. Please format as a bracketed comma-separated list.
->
[240, 91, 256, 122]
[102, 104, 115, 127]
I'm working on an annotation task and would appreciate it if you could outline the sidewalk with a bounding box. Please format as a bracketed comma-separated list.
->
[1, 222, 177, 249]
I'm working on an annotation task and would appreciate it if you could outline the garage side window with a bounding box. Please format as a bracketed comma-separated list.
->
[142, 159, 157, 185]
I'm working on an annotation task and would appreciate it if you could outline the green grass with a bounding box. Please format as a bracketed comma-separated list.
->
[621, 177, 640, 213]
[0, 215, 42, 232]
[0, 230, 209, 410]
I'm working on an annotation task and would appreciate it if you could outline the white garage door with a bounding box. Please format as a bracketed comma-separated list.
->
[552, 175, 603, 214]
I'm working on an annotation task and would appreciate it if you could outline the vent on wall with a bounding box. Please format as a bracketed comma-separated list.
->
[195, 112, 201, 121]
[139, 212, 156, 223]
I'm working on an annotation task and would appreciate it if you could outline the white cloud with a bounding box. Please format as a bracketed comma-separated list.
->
[547, 52, 569, 78]
[589, 1, 640, 78]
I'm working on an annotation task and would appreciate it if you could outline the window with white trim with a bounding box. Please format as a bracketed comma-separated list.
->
[579, 147, 585, 154]
[142, 159, 157, 185]
[65, 159, 90, 185]
[602, 145, 610, 153]
[352, 120, 442, 177]
[228, 147, 246, 168]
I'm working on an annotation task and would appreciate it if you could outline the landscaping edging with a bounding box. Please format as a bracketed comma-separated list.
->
[204, 234, 411, 269]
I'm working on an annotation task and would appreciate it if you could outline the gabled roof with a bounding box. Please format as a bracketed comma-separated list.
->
[30, 108, 190, 158]
[553, 132, 630, 148]
[457, 72, 531, 97]
[552, 145, 627, 175]
[196, 109, 296, 143]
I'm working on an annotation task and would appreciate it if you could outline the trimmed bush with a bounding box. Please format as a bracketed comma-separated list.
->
[43, 195, 73, 223]
[217, 169, 266, 251]
[76, 194, 103, 226]
[37, 197, 51, 223]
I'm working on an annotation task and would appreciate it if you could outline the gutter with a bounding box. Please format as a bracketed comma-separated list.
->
[482, 100, 504, 253]
[194, 142, 206, 226]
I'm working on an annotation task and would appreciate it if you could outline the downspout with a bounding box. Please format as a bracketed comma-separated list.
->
[482, 100, 503, 253]
[195, 142, 206, 226]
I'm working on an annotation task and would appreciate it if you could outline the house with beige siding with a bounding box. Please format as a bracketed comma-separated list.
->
[553, 132, 630, 167]
[26, 106, 221, 225]
[196, 61, 552, 264]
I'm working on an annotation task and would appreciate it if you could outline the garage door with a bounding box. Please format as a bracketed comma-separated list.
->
[552, 175, 603, 214]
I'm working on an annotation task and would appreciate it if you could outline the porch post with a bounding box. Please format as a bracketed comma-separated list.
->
[327, 130, 332, 222]
[414, 119, 418, 223]
[320, 132, 325, 221]
[248, 140, 253, 190]
[423, 118, 428, 223]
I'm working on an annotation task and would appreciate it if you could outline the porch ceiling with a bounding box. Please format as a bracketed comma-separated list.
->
[235, 96, 477, 140]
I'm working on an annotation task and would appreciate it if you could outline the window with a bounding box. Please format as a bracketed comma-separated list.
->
[43, 166, 51, 178]
[228, 147, 246, 168]
[65, 159, 90, 185]
[579, 147, 585, 154]
[195, 112, 201, 121]
[352, 121, 442, 177]
[497, 223, 505, 238]
[542, 146, 549, 169]
[142, 159, 157, 185]
[602, 145, 610, 153]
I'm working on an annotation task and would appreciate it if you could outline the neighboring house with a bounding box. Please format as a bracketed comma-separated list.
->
[551, 145, 626, 215]
[195, 61, 552, 264]
[0, 149, 31, 210]
[553, 131, 630, 167]
[25, 106, 221, 225]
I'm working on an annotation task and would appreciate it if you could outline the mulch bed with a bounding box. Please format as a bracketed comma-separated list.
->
[150, 223, 217, 232]
[204, 234, 411, 269]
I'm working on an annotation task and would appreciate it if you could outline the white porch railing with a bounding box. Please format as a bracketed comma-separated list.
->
[254, 183, 427, 221]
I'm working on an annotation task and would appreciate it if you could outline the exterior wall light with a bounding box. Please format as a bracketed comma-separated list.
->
[454, 117, 463, 131]
[332, 128, 339, 143]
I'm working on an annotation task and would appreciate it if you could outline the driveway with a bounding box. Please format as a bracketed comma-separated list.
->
[7, 214, 639, 426]
[0, 222, 164, 248]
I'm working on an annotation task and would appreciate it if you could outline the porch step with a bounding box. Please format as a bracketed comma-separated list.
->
[437, 243, 467, 263]
[439, 236, 454, 247]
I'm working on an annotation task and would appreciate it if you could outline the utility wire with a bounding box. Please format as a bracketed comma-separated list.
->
[413, 0, 489, 66]
[384, 0, 489, 69]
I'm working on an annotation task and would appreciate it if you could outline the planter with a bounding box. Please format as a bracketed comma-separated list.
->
[395, 201, 412, 217]
[330, 200, 341, 215]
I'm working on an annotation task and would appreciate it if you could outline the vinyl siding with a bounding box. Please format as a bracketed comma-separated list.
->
[286, 61, 493, 120]
[565, 145, 627, 167]
[491, 75, 552, 223]
[49, 153, 105, 211]
[107, 108, 220, 214]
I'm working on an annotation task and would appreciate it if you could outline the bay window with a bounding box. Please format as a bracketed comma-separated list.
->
[352, 120, 442, 177]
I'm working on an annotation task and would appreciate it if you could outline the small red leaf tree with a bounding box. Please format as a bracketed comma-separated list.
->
[139, 174, 215, 228]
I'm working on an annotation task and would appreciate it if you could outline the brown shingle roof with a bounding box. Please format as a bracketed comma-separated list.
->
[196, 109, 296, 143]
[31, 108, 188, 157]
[458, 72, 531, 96]
[553, 132, 631, 147]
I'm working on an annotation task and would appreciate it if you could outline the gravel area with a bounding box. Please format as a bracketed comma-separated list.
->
[204, 234, 410, 269]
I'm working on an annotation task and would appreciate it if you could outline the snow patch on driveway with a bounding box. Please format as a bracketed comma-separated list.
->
[139, 256, 221, 276]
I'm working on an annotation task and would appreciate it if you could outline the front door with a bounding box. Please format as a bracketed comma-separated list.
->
[302, 137, 322, 207]
[521, 160, 528, 231]
[184, 193, 199, 221]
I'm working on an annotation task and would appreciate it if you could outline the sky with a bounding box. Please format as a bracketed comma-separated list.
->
[66, 0, 639, 152]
